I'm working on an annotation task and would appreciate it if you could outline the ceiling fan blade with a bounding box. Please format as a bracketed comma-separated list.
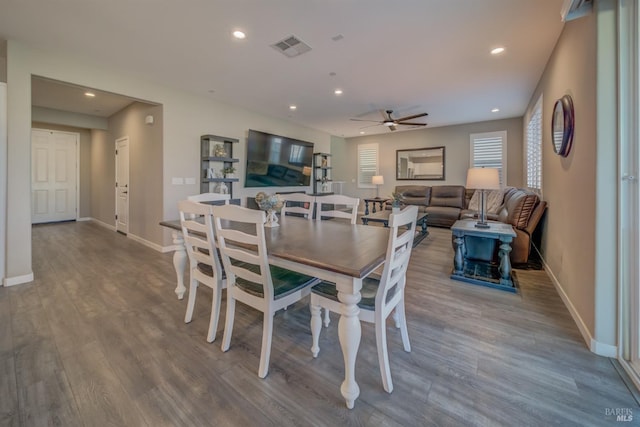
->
[394, 112, 429, 122]
[396, 121, 428, 126]
[350, 118, 383, 123]
[359, 123, 383, 129]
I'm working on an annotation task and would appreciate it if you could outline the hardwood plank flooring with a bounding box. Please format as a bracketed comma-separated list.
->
[0, 221, 638, 426]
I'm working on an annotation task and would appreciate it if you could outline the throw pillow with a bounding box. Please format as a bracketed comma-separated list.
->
[467, 189, 504, 213]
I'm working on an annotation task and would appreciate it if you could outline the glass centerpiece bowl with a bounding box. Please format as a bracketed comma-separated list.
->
[254, 192, 283, 227]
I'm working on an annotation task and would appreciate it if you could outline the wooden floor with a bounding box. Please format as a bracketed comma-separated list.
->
[1, 221, 637, 426]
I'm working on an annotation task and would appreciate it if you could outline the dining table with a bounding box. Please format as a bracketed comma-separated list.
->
[160, 214, 390, 409]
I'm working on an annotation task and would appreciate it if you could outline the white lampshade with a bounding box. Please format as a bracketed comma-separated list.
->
[372, 175, 384, 185]
[466, 168, 500, 190]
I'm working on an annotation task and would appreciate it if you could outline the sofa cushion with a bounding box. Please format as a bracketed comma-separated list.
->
[396, 185, 430, 207]
[502, 189, 539, 229]
[425, 206, 461, 228]
[467, 189, 504, 214]
[429, 185, 465, 209]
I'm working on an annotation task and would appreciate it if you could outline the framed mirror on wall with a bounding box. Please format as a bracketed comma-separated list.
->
[551, 94, 575, 157]
[396, 146, 445, 180]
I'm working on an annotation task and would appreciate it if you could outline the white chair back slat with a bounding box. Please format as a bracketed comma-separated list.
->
[314, 194, 360, 225]
[281, 193, 315, 220]
[188, 193, 231, 203]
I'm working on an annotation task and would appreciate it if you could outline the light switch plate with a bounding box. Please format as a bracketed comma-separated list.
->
[185, 177, 196, 185]
[172, 177, 184, 185]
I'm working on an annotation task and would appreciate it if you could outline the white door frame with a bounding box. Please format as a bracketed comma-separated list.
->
[31, 127, 80, 223]
[618, 0, 640, 390]
[115, 136, 130, 234]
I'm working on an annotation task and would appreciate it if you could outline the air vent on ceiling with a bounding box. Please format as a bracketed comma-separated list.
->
[270, 35, 312, 58]
[560, 0, 593, 21]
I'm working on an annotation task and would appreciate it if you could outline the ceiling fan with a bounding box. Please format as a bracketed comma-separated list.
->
[350, 109, 428, 131]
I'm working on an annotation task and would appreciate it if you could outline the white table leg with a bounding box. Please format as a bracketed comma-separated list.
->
[337, 279, 362, 409]
[171, 230, 187, 299]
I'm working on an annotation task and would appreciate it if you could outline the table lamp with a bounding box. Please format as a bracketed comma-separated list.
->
[466, 167, 500, 228]
[372, 175, 384, 198]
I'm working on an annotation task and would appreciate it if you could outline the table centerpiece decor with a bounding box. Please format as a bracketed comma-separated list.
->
[255, 192, 283, 227]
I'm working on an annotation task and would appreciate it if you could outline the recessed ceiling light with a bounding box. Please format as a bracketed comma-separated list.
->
[84, 92, 95, 97]
[360, 131, 365, 135]
[289, 105, 297, 110]
[233, 30, 246, 39]
[334, 89, 343, 95]
[491, 108, 500, 113]
[491, 47, 505, 55]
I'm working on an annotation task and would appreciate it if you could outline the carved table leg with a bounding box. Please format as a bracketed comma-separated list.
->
[498, 238, 513, 287]
[453, 234, 465, 276]
[172, 230, 187, 299]
[337, 282, 362, 409]
[364, 201, 370, 216]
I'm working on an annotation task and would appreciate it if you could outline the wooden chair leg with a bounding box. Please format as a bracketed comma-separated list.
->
[310, 301, 322, 357]
[184, 277, 198, 324]
[206, 285, 222, 343]
[258, 312, 274, 379]
[375, 315, 393, 393]
[221, 293, 236, 352]
[397, 299, 411, 352]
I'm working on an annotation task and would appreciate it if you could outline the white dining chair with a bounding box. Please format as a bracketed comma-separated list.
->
[212, 204, 320, 378]
[188, 193, 231, 203]
[280, 193, 315, 220]
[314, 194, 360, 225]
[178, 199, 226, 343]
[309, 205, 418, 393]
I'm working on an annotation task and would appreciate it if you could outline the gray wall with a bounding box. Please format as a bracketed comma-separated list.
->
[335, 117, 523, 202]
[5, 40, 331, 282]
[31, 122, 92, 218]
[107, 102, 164, 243]
[90, 128, 113, 225]
[523, 6, 611, 350]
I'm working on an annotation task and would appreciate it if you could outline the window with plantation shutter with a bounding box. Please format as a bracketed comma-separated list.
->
[357, 143, 378, 188]
[469, 131, 507, 185]
[526, 96, 543, 191]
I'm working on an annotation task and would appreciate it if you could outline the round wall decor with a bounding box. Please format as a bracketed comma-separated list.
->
[551, 94, 575, 157]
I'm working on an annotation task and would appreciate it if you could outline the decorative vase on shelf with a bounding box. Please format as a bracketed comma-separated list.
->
[217, 182, 229, 194]
[264, 209, 279, 228]
[321, 181, 330, 193]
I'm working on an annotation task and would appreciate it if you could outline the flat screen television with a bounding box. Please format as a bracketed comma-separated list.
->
[245, 129, 314, 188]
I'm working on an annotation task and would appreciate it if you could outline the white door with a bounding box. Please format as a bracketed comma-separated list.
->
[31, 129, 78, 224]
[115, 137, 130, 234]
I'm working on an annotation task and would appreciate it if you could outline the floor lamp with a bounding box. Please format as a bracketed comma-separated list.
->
[372, 175, 384, 198]
[466, 167, 500, 228]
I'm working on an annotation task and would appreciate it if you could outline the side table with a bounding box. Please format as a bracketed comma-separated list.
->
[363, 198, 389, 215]
[450, 219, 517, 292]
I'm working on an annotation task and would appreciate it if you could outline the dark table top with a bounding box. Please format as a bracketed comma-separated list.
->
[161, 216, 389, 279]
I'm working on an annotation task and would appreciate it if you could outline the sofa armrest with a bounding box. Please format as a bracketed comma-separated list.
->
[522, 201, 547, 235]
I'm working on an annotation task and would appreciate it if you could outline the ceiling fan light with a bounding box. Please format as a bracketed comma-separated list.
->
[383, 121, 395, 126]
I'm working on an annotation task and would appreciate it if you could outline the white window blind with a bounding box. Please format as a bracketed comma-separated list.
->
[526, 96, 543, 190]
[470, 131, 507, 185]
[357, 143, 378, 188]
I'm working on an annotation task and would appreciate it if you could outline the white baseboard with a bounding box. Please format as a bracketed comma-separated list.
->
[536, 246, 618, 357]
[77, 217, 91, 222]
[4, 272, 34, 287]
[127, 233, 164, 253]
[89, 218, 116, 231]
